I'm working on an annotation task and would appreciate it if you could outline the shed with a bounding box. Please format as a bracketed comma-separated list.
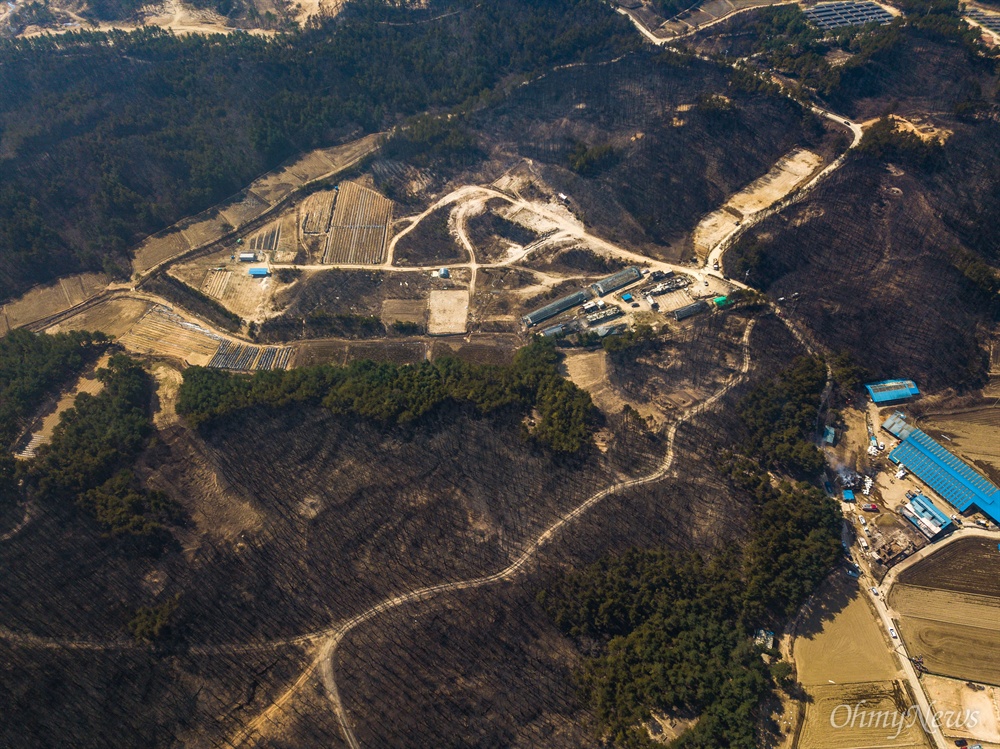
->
[843, 490, 855, 502]
[622, 293, 633, 302]
[865, 379, 919, 404]
[824, 426, 837, 445]
[238, 252, 256, 262]
[591, 266, 642, 296]
[249, 268, 270, 278]
[713, 295, 731, 308]
[673, 300, 709, 321]
[439, 267, 450, 279]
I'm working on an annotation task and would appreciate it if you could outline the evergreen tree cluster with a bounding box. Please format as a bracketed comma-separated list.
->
[177, 337, 597, 452]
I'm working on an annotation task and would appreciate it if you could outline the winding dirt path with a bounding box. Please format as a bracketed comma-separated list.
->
[225, 317, 757, 748]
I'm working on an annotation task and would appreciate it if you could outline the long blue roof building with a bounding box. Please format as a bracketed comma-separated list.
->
[882, 414, 1000, 524]
[866, 379, 920, 404]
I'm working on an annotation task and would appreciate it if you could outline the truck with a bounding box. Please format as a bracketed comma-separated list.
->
[862, 503, 879, 512]
[859, 538, 869, 551]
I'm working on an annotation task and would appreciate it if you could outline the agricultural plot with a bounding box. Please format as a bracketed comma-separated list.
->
[798, 682, 929, 749]
[208, 340, 292, 371]
[897, 536, 1000, 597]
[0, 272, 107, 332]
[180, 214, 231, 249]
[900, 618, 1000, 685]
[427, 290, 469, 335]
[45, 297, 150, 338]
[922, 675, 1000, 745]
[133, 229, 192, 273]
[890, 585, 1000, 631]
[323, 181, 394, 265]
[967, 8, 1000, 35]
[202, 269, 233, 300]
[300, 190, 337, 235]
[381, 299, 427, 326]
[248, 222, 281, 254]
[119, 306, 222, 366]
[220, 189, 269, 228]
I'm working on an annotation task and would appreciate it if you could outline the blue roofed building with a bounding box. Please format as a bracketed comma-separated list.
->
[882, 414, 1000, 524]
[866, 379, 920, 404]
[843, 490, 855, 502]
[900, 493, 953, 540]
[248, 267, 270, 278]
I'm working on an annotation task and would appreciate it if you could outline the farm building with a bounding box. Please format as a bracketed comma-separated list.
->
[843, 490, 855, 501]
[824, 426, 837, 445]
[866, 379, 920, 405]
[248, 268, 270, 278]
[882, 414, 1000, 525]
[521, 290, 592, 327]
[540, 324, 566, 338]
[238, 252, 257, 262]
[591, 266, 642, 296]
[674, 300, 709, 321]
[900, 493, 953, 540]
[713, 296, 732, 308]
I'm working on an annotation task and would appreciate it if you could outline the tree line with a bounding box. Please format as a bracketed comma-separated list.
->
[178, 337, 597, 452]
[539, 355, 842, 747]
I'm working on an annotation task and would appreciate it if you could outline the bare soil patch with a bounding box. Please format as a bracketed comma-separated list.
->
[897, 536, 1000, 597]
[45, 297, 150, 339]
[1, 273, 107, 331]
[427, 290, 469, 335]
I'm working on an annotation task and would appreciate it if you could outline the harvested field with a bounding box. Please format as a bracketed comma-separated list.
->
[208, 340, 292, 371]
[890, 585, 1000, 631]
[428, 337, 520, 365]
[897, 536, 1000, 597]
[381, 299, 426, 326]
[202, 269, 232, 299]
[292, 340, 349, 367]
[427, 290, 469, 335]
[795, 581, 898, 686]
[693, 148, 823, 258]
[133, 229, 192, 273]
[180, 214, 231, 249]
[323, 181, 393, 265]
[119, 306, 222, 366]
[45, 297, 150, 339]
[798, 682, 929, 749]
[0, 273, 107, 331]
[300, 190, 337, 235]
[900, 618, 1000, 685]
[248, 222, 282, 254]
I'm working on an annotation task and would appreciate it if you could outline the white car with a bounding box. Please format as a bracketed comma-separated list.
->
[889, 627, 898, 639]
[870, 587, 879, 597]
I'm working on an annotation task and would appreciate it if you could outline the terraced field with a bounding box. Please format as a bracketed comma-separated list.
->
[322, 181, 393, 265]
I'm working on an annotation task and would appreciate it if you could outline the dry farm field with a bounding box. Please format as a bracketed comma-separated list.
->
[900, 618, 1000, 685]
[381, 298, 427, 326]
[0, 273, 108, 332]
[119, 306, 222, 365]
[132, 229, 193, 274]
[798, 682, 929, 749]
[427, 290, 469, 335]
[897, 536, 1000, 596]
[323, 181, 393, 265]
[45, 297, 151, 338]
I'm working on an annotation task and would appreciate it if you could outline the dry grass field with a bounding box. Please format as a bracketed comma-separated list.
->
[897, 536, 1000, 597]
[119, 306, 222, 365]
[798, 682, 929, 749]
[300, 190, 337, 235]
[323, 181, 393, 265]
[427, 290, 469, 335]
[381, 299, 427, 326]
[901, 618, 1000, 685]
[180, 214, 231, 249]
[133, 229, 192, 273]
[792, 577, 929, 749]
[891, 585, 1000, 631]
[45, 297, 151, 339]
[0, 273, 107, 332]
[220, 190, 269, 228]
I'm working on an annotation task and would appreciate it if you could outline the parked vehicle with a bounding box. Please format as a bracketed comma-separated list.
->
[889, 627, 898, 639]
[862, 503, 879, 512]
